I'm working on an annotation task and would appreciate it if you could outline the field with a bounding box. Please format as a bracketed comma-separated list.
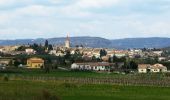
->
[0, 69, 170, 100]
[0, 68, 126, 78]
[1, 80, 170, 100]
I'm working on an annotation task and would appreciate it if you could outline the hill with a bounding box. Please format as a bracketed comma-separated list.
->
[111, 37, 170, 49]
[0, 37, 170, 49]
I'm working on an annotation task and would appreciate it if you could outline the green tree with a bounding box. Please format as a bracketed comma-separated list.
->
[45, 40, 48, 48]
[100, 49, 107, 58]
[129, 61, 138, 69]
[48, 44, 53, 51]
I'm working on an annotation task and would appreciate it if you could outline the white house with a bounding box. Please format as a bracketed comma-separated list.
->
[138, 64, 151, 73]
[150, 64, 167, 73]
[55, 51, 65, 57]
[49, 50, 57, 55]
[25, 48, 36, 54]
[71, 62, 114, 71]
[138, 64, 167, 73]
[152, 51, 163, 56]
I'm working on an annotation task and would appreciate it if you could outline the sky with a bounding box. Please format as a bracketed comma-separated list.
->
[0, 0, 170, 39]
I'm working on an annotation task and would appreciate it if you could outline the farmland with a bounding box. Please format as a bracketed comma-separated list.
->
[0, 69, 170, 100]
[1, 80, 170, 100]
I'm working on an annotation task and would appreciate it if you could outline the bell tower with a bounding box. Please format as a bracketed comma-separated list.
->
[65, 34, 70, 48]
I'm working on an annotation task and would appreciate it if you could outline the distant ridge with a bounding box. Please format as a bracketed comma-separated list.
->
[0, 37, 170, 49]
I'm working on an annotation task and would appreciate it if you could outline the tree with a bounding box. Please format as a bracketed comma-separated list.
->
[44, 64, 50, 73]
[14, 59, 21, 67]
[92, 56, 97, 62]
[16, 46, 27, 51]
[45, 40, 49, 48]
[64, 50, 71, 60]
[129, 61, 138, 69]
[100, 49, 107, 58]
[48, 44, 53, 51]
[30, 43, 46, 54]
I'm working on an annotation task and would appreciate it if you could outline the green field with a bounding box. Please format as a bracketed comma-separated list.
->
[0, 69, 170, 100]
[0, 80, 170, 100]
[0, 69, 125, 78]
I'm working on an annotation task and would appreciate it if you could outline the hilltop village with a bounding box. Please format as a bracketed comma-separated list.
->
[0, 35, 170, 74]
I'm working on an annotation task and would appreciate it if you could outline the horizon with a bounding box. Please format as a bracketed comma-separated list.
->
[0, 36, 170, 40]
[0, 0, 170, 39]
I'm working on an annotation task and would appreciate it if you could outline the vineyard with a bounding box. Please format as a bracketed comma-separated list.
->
[1, 69, 170, 100]
[1, 69, 170, 87]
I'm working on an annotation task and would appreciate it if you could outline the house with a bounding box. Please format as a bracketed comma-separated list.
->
[114, 50, 128, 58]
[2, 46, 20, 53]
[138, 64, 151, 73]
[25, 48, 36, 54]
[71, 62, 114, 71]
[101, 56, 110, 62]
[0, 57, 14, 66]
[6, 51, 26, 55]
[55, 50, 65, 57]
[150, 64, 167, 73]
[27, 57, 44, 68]
[158, 57, 166, 61]
[92, 49, 101, 58]
[49, 50, 57, 55]
[138, 64, 167, 73]
[82, 55, 92, 61]
[152, 51, 163, 56]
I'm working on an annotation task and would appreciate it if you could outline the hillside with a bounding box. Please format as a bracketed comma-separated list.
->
[111, 37, 170, 49]
[0, 37, 170, 49]
[0, 37, 112, 48]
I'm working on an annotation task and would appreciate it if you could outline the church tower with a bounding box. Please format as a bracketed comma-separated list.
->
[65, 34, 70, 48]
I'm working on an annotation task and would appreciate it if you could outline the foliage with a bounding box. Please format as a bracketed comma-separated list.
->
[16, 46, 28, 51]
[48, 44, 53, 51]
[30, 43, 46, 54]
[100, 49, 107, 57]
[129, 61, 138, 69]
[45, 40, 49, 48]
[3, 74, 9, 81]
[41, 90, 61, 100]
[159, 61, 170, 70]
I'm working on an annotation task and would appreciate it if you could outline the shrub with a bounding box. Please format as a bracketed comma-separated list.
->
[41, 90, 61, 100]
[3, 74, 9, 82]
[42, 90, 51, 100]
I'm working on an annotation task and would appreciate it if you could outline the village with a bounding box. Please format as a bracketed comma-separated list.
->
[0, 35, 169, 74]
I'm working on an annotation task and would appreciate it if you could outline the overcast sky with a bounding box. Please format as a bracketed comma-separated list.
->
[0, 0, 170, 39]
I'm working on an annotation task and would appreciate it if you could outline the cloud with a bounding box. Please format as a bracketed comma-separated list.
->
[0, 0, 170, 39]
[75, 0, 120, 8]
[48, 0, 63, 4]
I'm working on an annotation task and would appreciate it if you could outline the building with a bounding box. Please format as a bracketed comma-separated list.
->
[65, 34, 70, 48]
[25, 48, 36, 54]
[138, 64, 167, 73]
[71, 62, 114, 71]
[0, 57, 14, 66]
[151, 64, 167, 73]
[152, 51, 163, 56]
[27, 57, 44, 68]
[138, 64, 151, 73]
[55, 50, 65, 57]
[2, 46, 20, 53]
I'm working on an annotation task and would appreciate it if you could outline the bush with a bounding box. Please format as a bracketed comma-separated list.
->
[3, 74, 9, 81]
[42, 90, 51, 100]
[41, 90, 61, 100]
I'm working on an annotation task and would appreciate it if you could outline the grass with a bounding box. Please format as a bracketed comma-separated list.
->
[0, 80, 170, 100]
[0, 69, 170, 100]
[0, 68, 128, 78]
